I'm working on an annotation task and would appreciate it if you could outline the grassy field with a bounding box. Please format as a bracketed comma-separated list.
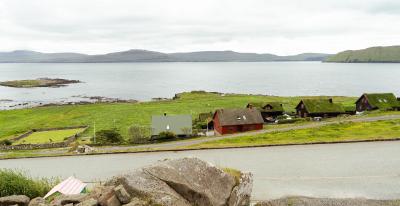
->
[185, 119, 400, 149]
[0, 91, 357, 140]
[326, 46, 400, 63]
[13, 128, 86, 145]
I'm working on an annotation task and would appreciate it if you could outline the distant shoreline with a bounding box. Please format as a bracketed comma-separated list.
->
[0, 49, 331, 63]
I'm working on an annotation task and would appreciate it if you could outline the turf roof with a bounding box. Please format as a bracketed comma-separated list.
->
[297, 99, 345, 114]
[358, 93, 400, 110]
[247, 102, 284, 112]
[197, 112, 213, 122]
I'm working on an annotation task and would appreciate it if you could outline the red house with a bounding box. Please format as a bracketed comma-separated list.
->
[213, 108, 264, 135]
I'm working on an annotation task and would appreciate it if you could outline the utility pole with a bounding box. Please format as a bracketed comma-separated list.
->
[93, 121, 96, 144]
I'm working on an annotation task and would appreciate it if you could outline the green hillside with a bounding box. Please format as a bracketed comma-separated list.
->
[326, 46, 400, 63]
[0, 91, 357, 140]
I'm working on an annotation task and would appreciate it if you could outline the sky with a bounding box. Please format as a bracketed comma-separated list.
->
[0, 0, 400, 55]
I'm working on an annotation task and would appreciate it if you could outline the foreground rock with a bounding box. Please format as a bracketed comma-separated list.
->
[106, 157, 253, 206]
[0, 195, 30, 206]
[256, 196, 400, 206]
[27, 197, 45, 206]
[51, 194, 88, 206]
[0, 158, 252, 206]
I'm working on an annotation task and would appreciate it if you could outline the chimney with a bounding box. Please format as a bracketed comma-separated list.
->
[328, 98, 333, 103]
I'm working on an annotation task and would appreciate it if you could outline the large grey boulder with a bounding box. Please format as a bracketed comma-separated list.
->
[51, 194, 88, 206]
[0, 195, 30, 206]
[228, 172, 253, 206]
[75, 198, 98, 206]
[28, 197, 45, 206]
[113, 185, 131, 204]
[106, 168, 190, 206]
[106, 157, 251, 206]
[88, 186, 118, 206]
[121, 198, 147, 206]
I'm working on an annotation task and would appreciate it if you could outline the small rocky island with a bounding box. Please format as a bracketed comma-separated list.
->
[0, 78, 81, 88]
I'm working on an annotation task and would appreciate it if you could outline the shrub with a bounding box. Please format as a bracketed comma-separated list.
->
[0, 169, 59, 198]
[128, 125, 150, 144]
[155, 131, 176, 140]
[94, 129, 123, 144]
[0, 139, 12, 145]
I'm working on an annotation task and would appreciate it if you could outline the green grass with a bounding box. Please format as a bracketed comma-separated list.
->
[186, 119, 400, 149]
[0, 80, 43, 88]
[0, 91, 357, 141]
[326, 45, 400, 63]
[14, 128, 85, 145]
[0, 169, 59, 198]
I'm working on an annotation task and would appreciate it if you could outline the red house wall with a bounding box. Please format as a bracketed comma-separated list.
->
[213, 113, 263, 135]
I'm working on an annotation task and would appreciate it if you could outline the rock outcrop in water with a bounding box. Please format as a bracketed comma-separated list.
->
[0, 78, 81, 88]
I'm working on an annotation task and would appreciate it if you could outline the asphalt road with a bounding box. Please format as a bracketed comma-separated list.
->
[2, 141, 400, 201]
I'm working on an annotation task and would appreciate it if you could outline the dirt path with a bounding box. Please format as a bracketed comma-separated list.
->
[97, 114, 400, 152]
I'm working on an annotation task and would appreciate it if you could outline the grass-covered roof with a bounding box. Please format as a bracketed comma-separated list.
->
[263, 102, 284, 112]
[297, 99, 345, 114]
[359, 93, 400, 110]
[247, 102, 284, 112]
[197, 112, 213, 122]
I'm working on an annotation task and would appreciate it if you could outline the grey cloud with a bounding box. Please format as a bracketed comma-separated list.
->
[0, 0, 400, 55]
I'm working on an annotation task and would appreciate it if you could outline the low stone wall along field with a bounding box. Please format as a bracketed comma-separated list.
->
[13, 128, 86, 145]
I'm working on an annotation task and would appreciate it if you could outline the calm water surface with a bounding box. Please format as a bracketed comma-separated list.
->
[1, 62, 400, 109]
[1, 141, 400, 201]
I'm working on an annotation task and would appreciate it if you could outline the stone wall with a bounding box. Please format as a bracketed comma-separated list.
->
[0, 126, 88, 151]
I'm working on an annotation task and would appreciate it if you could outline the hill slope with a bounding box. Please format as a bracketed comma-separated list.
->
[0, 50, 331, 63]
[326, 46, 400, 63]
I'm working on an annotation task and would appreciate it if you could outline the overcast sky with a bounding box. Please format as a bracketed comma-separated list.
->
[1, 0, 400, 55]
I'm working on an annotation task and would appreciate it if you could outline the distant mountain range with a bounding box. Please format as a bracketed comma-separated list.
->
[326, 46, 400, 63]
[0, 50, 332, 63]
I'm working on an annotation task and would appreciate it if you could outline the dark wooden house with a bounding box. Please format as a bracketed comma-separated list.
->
[356, 93, 400, 112]
[295, 98, 345, 118]
[213, 108, 264, 135]
[246, 102, 284, 121]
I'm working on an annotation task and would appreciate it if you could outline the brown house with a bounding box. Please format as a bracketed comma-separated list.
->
[295, 98, 345, 118]
[213, 108, 264, 135]
[246, 102, 284, 121]
[356, 93, 400, 112]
